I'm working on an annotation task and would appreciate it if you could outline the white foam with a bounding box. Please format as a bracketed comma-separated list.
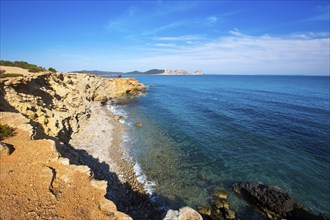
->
[107, 104, 129, 124]
[107, 105, 127, 117]
[107, 104, 156, 196]
[133, 163, 156, 195]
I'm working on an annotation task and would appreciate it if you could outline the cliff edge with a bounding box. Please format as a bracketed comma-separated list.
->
[0, 69, 145, 143]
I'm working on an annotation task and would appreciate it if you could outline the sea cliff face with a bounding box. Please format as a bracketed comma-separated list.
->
[0, 71, 145, 143]
[0, 69, 146, 219]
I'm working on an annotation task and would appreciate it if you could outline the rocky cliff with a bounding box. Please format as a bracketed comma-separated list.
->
[0, 70, 145, 143]
[0, 69, 146, 219]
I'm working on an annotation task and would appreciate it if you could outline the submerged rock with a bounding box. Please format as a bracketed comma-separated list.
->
[135, 122, 143, 128]
[198, 188, 236, 220]
[197, 206, 212, 216]
[232, 182, 329, 220]
[163, 206, 203, 220]
[212, 189, 229, 200]
[118, 115, 125, 121]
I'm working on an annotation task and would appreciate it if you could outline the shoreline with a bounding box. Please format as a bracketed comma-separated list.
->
[69, 103, 145, 193]
[68, 102, 160, 219]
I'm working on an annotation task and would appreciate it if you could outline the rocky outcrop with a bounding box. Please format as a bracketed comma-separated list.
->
[233, 182, 329, 220]
[0, 71, 145, 143]
[197, 189, 236, 220]
[0, 112, 131, 220]
[163, 206, 203, 220]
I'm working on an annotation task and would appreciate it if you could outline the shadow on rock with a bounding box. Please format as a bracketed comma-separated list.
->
[29, 121, 182, 220]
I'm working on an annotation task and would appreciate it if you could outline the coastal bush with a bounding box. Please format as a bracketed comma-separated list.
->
[0, 60, 46, 72]
[0, 69, 5, 75]
[0, 124, 16, 140]
[48, 67, 57, 73]
[28, 67, 41, 73]
[0, 73, 24, 78]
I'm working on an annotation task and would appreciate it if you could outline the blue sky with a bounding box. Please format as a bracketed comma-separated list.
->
[1, 1, 329, 75]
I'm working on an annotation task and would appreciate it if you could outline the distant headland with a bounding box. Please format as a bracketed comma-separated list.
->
[72, 69, 204, 76]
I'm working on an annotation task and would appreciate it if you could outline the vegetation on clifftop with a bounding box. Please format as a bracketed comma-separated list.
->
[0, 73, 24, 78]
[0, 60, 49, 73]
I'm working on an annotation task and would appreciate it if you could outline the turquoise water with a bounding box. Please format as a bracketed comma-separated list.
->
[112, 75, 330, 217]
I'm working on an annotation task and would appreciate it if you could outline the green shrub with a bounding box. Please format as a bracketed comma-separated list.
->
[48, 67, 57, 73]
[0, 60, 46, 72]
[0, 73, 24, 78]
[28, 67, 40, 73]
[0, 124, 15, 140]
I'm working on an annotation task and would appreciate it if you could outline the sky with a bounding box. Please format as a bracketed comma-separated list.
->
[0, 0, 329, 75]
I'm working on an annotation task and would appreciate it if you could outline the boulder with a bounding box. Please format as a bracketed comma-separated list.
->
[163, 206, 203, 220]
[198, 206, 212, 216]
[212, 189, 229, 200]
[198, 188, 236, 220]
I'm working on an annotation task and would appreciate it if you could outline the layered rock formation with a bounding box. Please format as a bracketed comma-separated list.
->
[0, 70, 145, 143]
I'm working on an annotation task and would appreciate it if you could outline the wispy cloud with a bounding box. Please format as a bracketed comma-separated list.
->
[143, 21, 187, 35]
[228, 28, 244, 37]
[154, 43, 177, 47]
[154, 35, 205, 41]
[302, 4, 329, 22]
[207, 16, 218, 24]
[105, 5, 138, 32]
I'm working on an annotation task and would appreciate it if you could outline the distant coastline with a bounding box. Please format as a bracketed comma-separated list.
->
[71, 69, 204, 76]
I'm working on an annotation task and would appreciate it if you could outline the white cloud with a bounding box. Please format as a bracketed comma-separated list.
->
[119, 33, 330, 75]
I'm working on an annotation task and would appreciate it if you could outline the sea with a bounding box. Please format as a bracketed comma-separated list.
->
[107, 75, 330, 218]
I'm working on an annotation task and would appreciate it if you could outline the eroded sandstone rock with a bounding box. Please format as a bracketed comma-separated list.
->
[0, 71, 146, 143]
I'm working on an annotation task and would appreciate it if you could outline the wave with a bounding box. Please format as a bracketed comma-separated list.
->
[107, 104, 128, 124]
[133, 163, 156, 195]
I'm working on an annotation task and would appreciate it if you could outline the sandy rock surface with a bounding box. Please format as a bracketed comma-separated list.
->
[0, 112, 132, 220]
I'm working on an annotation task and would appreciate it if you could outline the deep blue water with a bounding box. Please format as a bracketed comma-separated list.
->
[113, 75, 330, 218]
